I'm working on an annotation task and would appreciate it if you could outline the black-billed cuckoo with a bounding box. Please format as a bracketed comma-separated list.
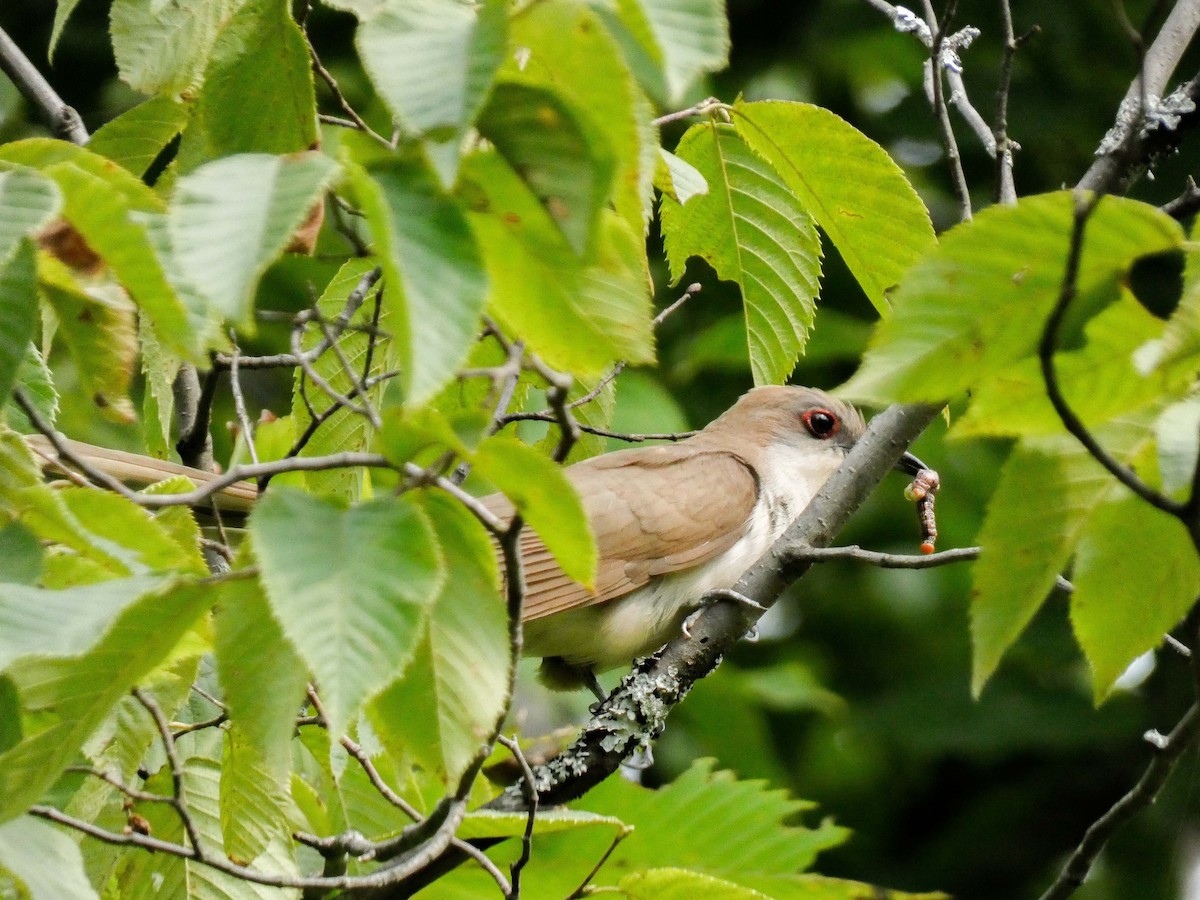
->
[25, 385, 929, 695]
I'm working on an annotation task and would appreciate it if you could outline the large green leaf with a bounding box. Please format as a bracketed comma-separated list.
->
[732, 100, 934, 315]
[0, 241, 39, 406]
[0, 580, 215, 821]
[477, 81, 614, 257]
[637, 0, 729, 101]
[214, 577, 308, 780]
[219, 727, 297, 867]
[110, 0, 248, 96]
[88, 96, 191, 177]
[843, 193, 1183, 403]
[0, 139, 162, 214]
[0, 166, 62, 268]
[506, 0, 653, 235]
[952, 291, 1182, 438]
[168, 151, 339, 326]
[1071, 496, 1200, 702]
[970, 421, 1155, 694]
[248, 489, 444, 736]
[367, 491, 507, 783]
[464, 151, 654, 375]
[616, 869, 770, 900]
[348, 152, 487, 405]
[580, 759, 848, 882]
[661, 121, 821, 385]
[354, 0, 507, 143]
[196, 0, 318, 157]
[472, 434, 597, 587]
[0, 816, 97, 900]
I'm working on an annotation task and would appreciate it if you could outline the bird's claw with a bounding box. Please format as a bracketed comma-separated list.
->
[681, 589, 766, 639]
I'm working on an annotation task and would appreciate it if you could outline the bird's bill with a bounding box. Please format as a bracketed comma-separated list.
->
[894, 451, 929, 476]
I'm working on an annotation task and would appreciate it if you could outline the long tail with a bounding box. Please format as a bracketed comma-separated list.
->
[23, 434, 257, 513]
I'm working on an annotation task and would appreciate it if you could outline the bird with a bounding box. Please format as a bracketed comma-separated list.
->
[24, 385, 929, 697]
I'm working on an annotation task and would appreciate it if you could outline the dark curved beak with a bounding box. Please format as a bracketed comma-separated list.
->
[895, 451, 928, 476]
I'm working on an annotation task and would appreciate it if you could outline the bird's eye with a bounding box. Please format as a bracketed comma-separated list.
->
[802, 408, 839, 439]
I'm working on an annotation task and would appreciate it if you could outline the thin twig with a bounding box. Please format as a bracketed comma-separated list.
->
[497, 735, 537, 897]
[993, 0, 1021, 203]
[565, 828, 632, 899]
[784, 544, 981, 569]
[132, 688, 206, 861]
[1037, 703, 1200, 900]
[498, 411, 695, 443]
[651, 97, 723, 127]
[0, 24, 88, 144]
[227, 332, 259, 466]
[305, 28, 392, 147]
[927, 1, 973, 220]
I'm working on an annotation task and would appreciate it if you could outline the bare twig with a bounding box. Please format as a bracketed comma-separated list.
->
[498, 411, 695, 444]
[1038, 703, 1200, 900]
[0, 24, 88, 144]
[992, 0, 1022, 203]
[227, 333, 259, 466]
[651, 97, 723, 127]
[132, 688, 206, 861]
[305, 28, 392, 147]
[784, 544, 980, 569]
[497, 735, 537, 897]
[927, 1, 973, 220]
[565, 828, 632, 899]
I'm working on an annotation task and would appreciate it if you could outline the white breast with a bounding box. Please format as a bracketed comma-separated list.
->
[523, 442, 846, 673]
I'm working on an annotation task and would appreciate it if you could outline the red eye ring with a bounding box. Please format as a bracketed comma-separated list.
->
[802, 408, 839, 439]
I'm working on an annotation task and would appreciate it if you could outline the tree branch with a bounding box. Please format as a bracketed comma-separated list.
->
[0, 25, 88, 144]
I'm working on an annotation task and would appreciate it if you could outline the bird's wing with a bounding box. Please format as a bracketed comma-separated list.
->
[481, 447, 761, 622]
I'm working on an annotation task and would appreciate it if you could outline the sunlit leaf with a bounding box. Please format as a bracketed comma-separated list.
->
[656, 147, 708, 204]
[1071, 496, 1200, 702]
[88, 96, 190, 177]
[0, 242, 39, 406]
[248, 489, 444, 736]
[733, 100, 934, 315]
[110, 0, 248, 96]
[662, 122, 821, 385]
[0, 816, 97, 899]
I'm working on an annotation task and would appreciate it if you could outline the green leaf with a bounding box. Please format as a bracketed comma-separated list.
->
[368, 491, 507, 783]
[4, 342, 58, 432]
[354, 0, 507, 141]
[348, 152, 487, 405]
[214, 577, 308, 780]
[459, 807, 627, 840]
[617, 869, 770, 900]
[0, 580, 214, 821]
[464, 151, 654, 375]
[0, 522, 43, 586]
[0, 166, 62, 268]
[477, 81, 614, 257]
[196, 0, 318, 156]
[169, 151, 339, 326]
[636, 0, 729, 101]
[732, 100, 934, 314]
[970, 422, 1155, 694]
[1156, 395, 1200, 496]
[843, 193, 1183, 403]
[952, 291, 1177, 438]
[507, 0, 655, 237]
[0, 139, 162, 214]
[472, 434, 597, 586]
[219, 727, 297, 866]
[42, 161, 194, 356]
[0, 241, 38, 405]
[580, 759, 848, 882]
[0, 575, 164, 671]
[740, 874, 948, 899]
[656, 147, 709, 203]
[110, 0, 248, 96]
[661, 122, 821, 385]
[40, 269, 138, 424]
[0, 816, 98, 900]
[1071, 496, 1200, 702]
[88, 96, 190, 177]
[289, 257, 389, 499]
[248, 489, 444, 736]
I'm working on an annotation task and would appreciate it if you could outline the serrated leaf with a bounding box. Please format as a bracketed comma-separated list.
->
[348, 152, 486, 405]
[508, 0, 655, 237]
[464, 151, 653, 375]
[662, 122, 821, 385]
[1071, 496, 1200, 702]
[214, 577, 308, 780]
[459, 807, 627, 840]
[656, 147, 708, 203]
[368, 491, 507, 783]
[641, 0, 728, 100]
[581, 759, 848, 882]
[0, 139, 162, 214]
[248, 489, 444, 736]
[843, 193, 1182, 403]
[169, 152, 337, 326]
[4, 342, 58, 432]
[0, 580, 214, 821]
[0, 816, 98, 900]
[970, 422, 1156, 694]
[196, 0, 317, 157]
[618, 869, 770, 900]
[472, 434, 597, 586]
[0, 167, 62, 269]
[732, 100, 933, 315]
[220, 726, 297, 865]
[88, 96, 190, 177]
[110, 0, 249, 96]
[952, 291, 1176, 438]
[0, 241, 39, 406]
[353, 0, 507, 155]
[478, 81, 614, 257]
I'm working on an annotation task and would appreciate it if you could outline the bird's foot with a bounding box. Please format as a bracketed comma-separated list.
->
[681, 588, 767, 639]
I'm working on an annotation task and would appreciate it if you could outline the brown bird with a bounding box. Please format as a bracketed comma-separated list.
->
[25, 385, 928, 696]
